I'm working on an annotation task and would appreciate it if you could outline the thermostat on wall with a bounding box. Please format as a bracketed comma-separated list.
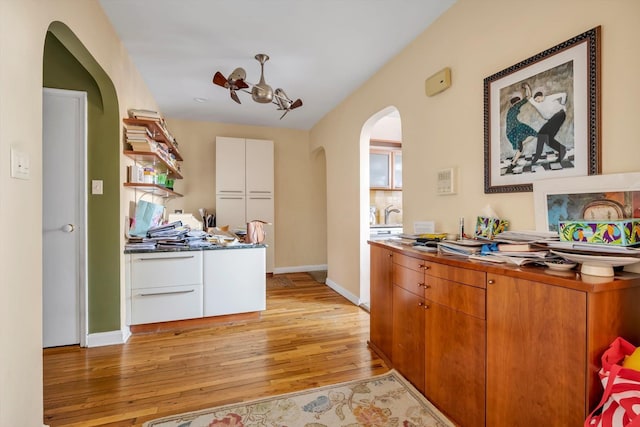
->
[425, 67, 452, 96]
[437, 167, 456, 195]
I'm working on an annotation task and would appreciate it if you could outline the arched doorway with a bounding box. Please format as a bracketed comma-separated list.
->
[359, 107, 402, 308]
[42, 22, 121, 343]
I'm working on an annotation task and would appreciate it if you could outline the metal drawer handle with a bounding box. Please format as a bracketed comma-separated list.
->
[138, 255, 195, 261]
[139, 289, 195, 297]
[249, 191, 272, 193]
[218, 190, 243, 193]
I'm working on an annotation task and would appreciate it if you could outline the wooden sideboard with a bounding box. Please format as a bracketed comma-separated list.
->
[369, 241, 640, 427]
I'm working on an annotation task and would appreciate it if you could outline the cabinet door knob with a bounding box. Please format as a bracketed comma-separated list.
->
[419, 264, 430, 270]
[424, 284, 431, 289]
[488, 279, 495, 284]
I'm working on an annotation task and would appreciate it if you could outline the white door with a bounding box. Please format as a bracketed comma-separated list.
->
[42, 88, 87, 348]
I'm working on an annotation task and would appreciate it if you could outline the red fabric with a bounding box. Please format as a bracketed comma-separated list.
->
[585, 337, 640, 427]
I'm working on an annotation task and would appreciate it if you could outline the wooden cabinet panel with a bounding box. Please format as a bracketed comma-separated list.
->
[393, 253, 425, 271]
[393, 264, 425, 296]
[486, 273, 587, 426]
[370, 245, 393, 362]
[424, 261, 486, 289]
[424, 276, 485, 319]
[370, 241, 640, 427]
[425, 301, 485, 427]
[392, 285, 425, 393]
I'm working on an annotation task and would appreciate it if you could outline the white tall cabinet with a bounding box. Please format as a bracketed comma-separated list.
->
[216, 137, 275, 272]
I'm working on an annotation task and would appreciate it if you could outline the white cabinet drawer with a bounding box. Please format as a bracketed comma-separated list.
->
[131, 284, 203, 324]
[130, 252, 202, 289]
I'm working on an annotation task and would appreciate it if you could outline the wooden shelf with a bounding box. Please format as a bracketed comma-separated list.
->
[123, 183, 183, 198]
[123, 117, 183, 161]
[124, 150, 183, 179]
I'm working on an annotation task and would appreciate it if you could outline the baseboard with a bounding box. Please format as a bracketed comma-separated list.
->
[325, 277, 359, 306]
[272, 264, 328, 274]
[86, 327, 131, 347]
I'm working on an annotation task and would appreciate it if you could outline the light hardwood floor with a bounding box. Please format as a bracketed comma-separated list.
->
[43, 272, 388, 426]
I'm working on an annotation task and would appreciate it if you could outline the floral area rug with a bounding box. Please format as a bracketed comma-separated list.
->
[143, 369, 454, 427]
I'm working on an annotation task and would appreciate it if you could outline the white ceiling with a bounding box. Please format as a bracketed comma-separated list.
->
[99, 0, 455, 130]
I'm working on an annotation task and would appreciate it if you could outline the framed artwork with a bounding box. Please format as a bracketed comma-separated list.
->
[484, 26, 601, 193]
[533, 173, 640, 232]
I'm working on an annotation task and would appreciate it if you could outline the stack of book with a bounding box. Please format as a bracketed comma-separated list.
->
[127, 108, 162, 121]
[127, 109, 178, 148]
[124, 123, 158, 152]
[437, 239, 485, 256]
[124, 236, 157, 251]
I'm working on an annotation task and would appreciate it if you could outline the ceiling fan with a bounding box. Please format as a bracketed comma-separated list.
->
[213, 54, 303, 119]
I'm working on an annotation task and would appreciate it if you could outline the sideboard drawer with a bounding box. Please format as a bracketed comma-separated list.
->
[130, 252, 203, 289]
[131, 284, 203, 324]
[425, 277, 485, 319]
[393, 264, 425, 297]
[393, 253, 426, 272]
[424, 261, 486, 289]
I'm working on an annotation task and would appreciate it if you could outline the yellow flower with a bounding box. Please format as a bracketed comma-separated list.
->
[353, 404, 391, 427]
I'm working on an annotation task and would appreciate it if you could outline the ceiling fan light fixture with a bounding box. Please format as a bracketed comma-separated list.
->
[211, 53, 303, 118]
[251, 54, 273, 103]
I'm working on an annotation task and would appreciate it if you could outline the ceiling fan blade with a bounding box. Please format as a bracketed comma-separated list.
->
[213, 71, 229, 88]
[230, 90, 241, 104]
[235, 79, 249, 90]
[290, 99, 303, 110]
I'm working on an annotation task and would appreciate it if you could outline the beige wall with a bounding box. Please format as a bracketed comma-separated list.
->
[2, 0, 640, 425]
[165, 119, 327, 270]
[311, 0, 640, 298]
[0, 0, 158, 425]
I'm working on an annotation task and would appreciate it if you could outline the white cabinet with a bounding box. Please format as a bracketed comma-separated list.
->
[126, 248, 267, 325]
[203, 248, 266, 317]
[370, 146, 402, 190]
[215, 137, 246, 194]
[216, 136, 275, 272]
[246, 139, 274, 194]
[127, 252, 203, 325]
[215, 194, 246, 228]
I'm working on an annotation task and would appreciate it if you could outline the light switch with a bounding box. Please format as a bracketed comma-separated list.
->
[91, 179, 103, 195]
[10, 147, 30, 180]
